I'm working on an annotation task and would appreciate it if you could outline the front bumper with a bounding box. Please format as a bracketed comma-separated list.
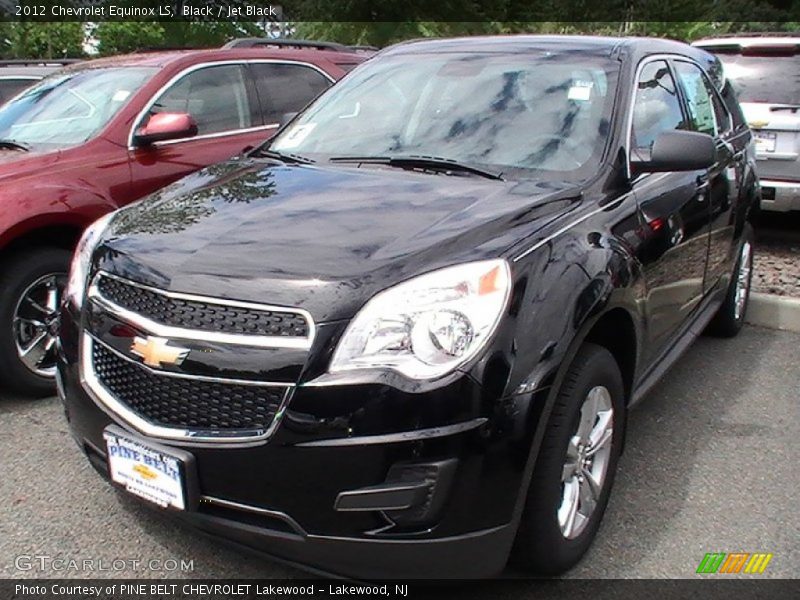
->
[759, 180, 800, 213]
[57, 304, 541, 579]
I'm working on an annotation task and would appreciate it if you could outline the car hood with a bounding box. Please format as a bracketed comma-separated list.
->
[99, 159, 581, 322]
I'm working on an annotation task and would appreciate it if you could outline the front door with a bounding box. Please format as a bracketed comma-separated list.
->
[128, 63, 276, 201]
[630, 59, 711, 362]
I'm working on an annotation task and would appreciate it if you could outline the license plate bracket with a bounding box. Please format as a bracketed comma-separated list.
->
[103, 425, 200, 511]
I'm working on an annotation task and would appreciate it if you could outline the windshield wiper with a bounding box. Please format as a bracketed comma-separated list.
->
[0, 139, 31, 152]
[253, 148, 315, 164]
[329, 154, 504, 181]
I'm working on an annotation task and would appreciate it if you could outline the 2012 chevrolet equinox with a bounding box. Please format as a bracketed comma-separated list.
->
[58, 36, 758, 578]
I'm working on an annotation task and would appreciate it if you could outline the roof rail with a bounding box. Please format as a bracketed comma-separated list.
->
[0, 59, 81, 67]
[222, 38, 355, 52]
[347, 45, 379, 53]
[132, 46, 205, 53]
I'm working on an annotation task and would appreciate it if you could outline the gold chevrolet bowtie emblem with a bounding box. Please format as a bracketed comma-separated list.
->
[749, 120, 769, 129]
[130, 336, 190, 368]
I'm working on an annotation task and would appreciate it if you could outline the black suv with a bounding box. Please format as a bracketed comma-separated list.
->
[58, 36, 758, 579]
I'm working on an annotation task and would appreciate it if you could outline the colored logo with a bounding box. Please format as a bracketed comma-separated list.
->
[697, 552, 773, 574]
[132, 464, 158, 481]
[131, 336, 190, 368]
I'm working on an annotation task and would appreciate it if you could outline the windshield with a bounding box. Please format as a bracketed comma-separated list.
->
[0, 67, 156, 148]
[271, 51, 618, 179]
[715, 53, 800, 104]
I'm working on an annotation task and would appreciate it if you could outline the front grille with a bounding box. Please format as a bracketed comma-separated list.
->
[92, 342, 286, 433]
[96, 275, 309, 338]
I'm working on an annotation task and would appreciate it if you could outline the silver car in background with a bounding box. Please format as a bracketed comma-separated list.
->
[0, 59, 78, 105]
[694, 34, 800, 213]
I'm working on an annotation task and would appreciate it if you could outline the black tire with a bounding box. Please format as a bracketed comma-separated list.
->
[511, 343, 625, 575]
[0, 248, 71, 397]
[706, 224, 754, 338]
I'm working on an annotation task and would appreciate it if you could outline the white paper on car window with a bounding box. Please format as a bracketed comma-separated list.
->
[568, 82, 593, 101]
[275, 123, 316, 149]
[112, 90, 131, 102]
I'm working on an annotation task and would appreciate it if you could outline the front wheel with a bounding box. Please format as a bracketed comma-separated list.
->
[511, 343, 625, 575]
[707, 224, 754, 338]
[0, 248, 71, 397]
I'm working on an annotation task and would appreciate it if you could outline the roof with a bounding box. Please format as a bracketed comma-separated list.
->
[0, 67, 55, 78]
[0, 59, 80, 78]
[382, 34, 703, 58]
[61, 47, 367, 73]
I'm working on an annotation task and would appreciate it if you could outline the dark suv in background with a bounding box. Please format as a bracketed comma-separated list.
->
[695, 34, 800, 212]
[58, 36, 757, 578]
[0, 44, 363, 396]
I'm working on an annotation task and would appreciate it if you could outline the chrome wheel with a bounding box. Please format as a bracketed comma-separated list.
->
[734, 240, 752, 321]
[558, 385, 614, 539]
[13, 273, 65, 378]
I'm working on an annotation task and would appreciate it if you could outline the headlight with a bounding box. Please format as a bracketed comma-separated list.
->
[329, 259, 511, 380]
[65, 213, 115, 309]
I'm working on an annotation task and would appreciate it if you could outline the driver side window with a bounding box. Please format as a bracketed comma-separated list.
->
[631, 60, 686, 161]
[146, 65, 254, 137]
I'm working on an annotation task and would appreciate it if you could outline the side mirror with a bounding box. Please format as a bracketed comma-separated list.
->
[133, 112, 198, 146]
[633, 130, 716, 173]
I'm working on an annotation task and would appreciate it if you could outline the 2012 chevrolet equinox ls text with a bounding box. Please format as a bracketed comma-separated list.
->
[58, 36, 758, 579]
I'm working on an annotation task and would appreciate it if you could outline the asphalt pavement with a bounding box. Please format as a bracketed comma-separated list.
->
[0, 326, 798, 580]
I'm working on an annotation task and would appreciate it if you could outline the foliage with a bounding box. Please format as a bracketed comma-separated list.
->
[2, 22, 84, 58]
[94, 21, 268, 55]
[294, 19, 800, 47]
[94, 22, 165, 55]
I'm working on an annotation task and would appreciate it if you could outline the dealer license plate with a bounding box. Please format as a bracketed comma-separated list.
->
[754, 130, 777, 153]
[104, 431, 187, 510]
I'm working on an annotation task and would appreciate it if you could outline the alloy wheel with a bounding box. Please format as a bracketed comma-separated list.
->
[558, 385, 614, 539]
[12, 273, 65, 378]
[734, 240, 753, 322]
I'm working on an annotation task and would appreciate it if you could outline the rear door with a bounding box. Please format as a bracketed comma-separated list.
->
[630, 59, 711, 362]
[671, 59, 739, 292]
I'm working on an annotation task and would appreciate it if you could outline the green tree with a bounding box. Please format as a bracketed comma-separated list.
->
[6, 22, 84, 58]
[95, 22, 166, 55]
[0, 22, 12, 58]
[160, 22, 267, 48]
[95, 21, 267, 55]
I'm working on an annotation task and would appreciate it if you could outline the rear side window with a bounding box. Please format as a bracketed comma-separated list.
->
[149, 65, 253, 136]
[250, 63, 331, 124]
[0, 78, 36, 104]
[631, 60, 686, 160]
[673, 61, 718, 136]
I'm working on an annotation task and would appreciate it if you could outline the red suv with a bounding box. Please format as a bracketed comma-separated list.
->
[0, 45, 364, 396]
